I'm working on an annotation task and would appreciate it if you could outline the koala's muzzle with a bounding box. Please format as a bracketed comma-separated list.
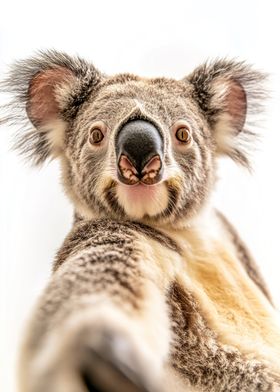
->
[116, 120, 163, 185]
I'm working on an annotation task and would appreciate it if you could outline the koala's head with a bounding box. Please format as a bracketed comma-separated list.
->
[2, 51, 266, 226]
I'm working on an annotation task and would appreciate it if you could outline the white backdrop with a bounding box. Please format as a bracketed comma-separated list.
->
[0, 1, 279, 391]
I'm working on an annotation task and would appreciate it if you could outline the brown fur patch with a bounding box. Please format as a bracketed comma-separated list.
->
[54, 219, 181, 271]
[216, 210, 272, 302]
[168, 280, 274, 392]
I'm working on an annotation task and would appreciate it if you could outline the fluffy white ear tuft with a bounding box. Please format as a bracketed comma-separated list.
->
[211, 79, 247, 159]
[185, 59, 267, 168]
[27, 67, 74, 126]
[1, 50, 103, 165]
[25, 67, 76, 159]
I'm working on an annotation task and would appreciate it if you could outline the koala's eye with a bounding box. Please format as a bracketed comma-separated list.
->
[88, 122, 107, 145]
[171, 121, 193, 147]
[175, 127, 191, 143]
[172, 120, 192, 145]
[89, 127, 104, 144]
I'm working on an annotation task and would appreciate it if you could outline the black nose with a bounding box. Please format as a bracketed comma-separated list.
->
[115, 120, 163, 185]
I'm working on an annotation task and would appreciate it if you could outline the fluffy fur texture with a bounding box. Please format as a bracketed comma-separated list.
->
[1, 51, 267, 225]
[1, 50, 279, 392]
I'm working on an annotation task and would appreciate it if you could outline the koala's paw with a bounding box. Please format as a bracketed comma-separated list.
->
[75, 316, 170, 392]
[22, 316, 165, 392]
[77, 330, 152, 392]
[272, 380, 280, 392]
[270, 371, 280, 392]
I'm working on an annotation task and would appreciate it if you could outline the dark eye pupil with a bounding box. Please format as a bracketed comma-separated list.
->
[176, 127, 190, 142]
[90, 128, 104, 144]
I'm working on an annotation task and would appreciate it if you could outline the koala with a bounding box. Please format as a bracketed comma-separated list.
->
[1, 50, 280, 392]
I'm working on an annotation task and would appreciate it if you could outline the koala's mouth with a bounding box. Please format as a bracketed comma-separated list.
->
[115, 182, 169, 220]
[118, 182, 162, 202]
[101, 174, 182, 222]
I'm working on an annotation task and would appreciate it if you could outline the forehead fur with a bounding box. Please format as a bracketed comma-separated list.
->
[79, 74, 199, 130]
[98, 73, 192, 98]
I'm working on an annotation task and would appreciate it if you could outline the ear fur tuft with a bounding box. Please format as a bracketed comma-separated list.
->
[0, 49, 103, 165]
[185, 59, 268, 169]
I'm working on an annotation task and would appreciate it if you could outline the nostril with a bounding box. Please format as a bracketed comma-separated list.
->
[119, 155, 138, 175]
[141, 155, 163, 185]
[141, 155, 161, 175]
[118, 155, 139, 185]
[117, 154, 163, 186]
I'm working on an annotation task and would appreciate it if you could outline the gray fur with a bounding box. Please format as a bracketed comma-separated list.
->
[216, 210, 272, 303]
[0, 50, 103, 164]
[0, 51, 267, 224]
[186, 58, 268, 168]
[1, 51, 279, 392]
[168, 281, 274, 392]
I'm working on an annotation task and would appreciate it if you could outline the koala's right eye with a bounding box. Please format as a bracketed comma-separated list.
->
[88, 121, 108, 146]
[90, 128, 104, 144]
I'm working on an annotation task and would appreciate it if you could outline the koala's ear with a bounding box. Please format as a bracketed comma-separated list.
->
[184, 59, 267, 168]
[1, 50, 103, 165]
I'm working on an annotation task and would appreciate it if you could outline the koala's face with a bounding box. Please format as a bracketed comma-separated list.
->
[3, 51, 264, 225]
[66, 76, 215, 223]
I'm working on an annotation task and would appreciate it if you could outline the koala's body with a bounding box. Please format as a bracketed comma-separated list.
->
[2, 51, 280, 392]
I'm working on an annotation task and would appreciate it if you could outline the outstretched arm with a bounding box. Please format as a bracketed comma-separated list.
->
[18, 218, 278, 392]
[18, 219, 178, 392]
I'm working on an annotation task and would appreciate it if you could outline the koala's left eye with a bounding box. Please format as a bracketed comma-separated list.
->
[172, 121, 192, 145]
[175, 127, 191, 143]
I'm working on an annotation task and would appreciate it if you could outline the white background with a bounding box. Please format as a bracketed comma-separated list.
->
[0, 1, 279, 391]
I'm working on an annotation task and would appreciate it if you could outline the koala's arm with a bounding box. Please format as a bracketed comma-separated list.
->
[18, 219, 277, 392]
[18, 219, 176, 392]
